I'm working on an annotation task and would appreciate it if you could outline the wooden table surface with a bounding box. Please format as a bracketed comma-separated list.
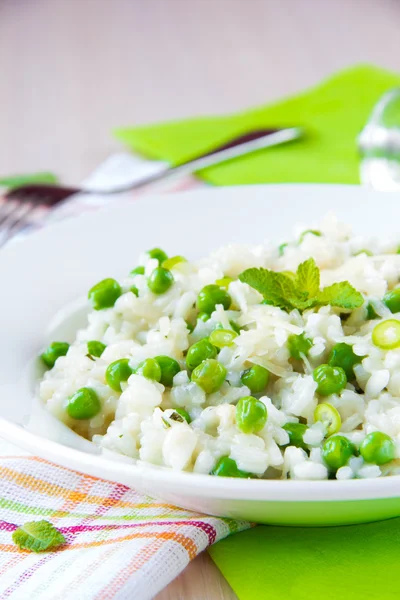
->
[1, 0, 400, 597]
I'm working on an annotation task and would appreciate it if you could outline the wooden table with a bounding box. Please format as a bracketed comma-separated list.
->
[1, 0, 399, 597]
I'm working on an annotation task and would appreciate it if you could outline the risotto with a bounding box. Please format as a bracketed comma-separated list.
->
[38, 215, 400, 480]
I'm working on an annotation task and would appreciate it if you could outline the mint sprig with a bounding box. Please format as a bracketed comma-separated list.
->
[12, 520, 65, 553]
[316, 282, 364, 309]
[239, 258, 363, 312]
[295, 258, 320, 297]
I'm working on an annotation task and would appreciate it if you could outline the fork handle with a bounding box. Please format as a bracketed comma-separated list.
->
[5, 127, 302, 203]
[81, 127, 302, 194]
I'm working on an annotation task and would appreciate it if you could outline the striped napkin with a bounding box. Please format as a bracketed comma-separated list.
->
[0, 451, 248, 599]
[0, 157, 249, 600]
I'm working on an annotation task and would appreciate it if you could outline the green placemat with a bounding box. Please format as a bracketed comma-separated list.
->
[208, 520, 400, 600]
[115, 64, 400, 185]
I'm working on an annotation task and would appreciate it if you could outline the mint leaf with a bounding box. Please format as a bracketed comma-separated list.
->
[0, 172, 58, 190]
[268, 271, 303, 310]
[316, 282, 364, 309]
[239, 260, 364, 313]
[239, 260, 319, 311]
[239, 268, 296, 311]
[12, 520, 65, 553]
[295, 258, 320, 297]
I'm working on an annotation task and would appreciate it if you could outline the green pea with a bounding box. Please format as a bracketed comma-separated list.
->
[41, 342, 69, 369]
[197, 312, 210, 322]
[66, 387, 101, 420]
[211, 456, 250, 478]
[240, 365, 270, 394]
[383, 288, 400, 314]
[130, 266, 145, 276]
[236, 396, 267, 434]
[215, 276, 234, 290]
[360, 431, 396, 465]
[162, 255, 187, 270]
[171, 408, 192, 424]
[322, 435, 355, 471]
[147, 267, 174, 294]
[130, 285, 139, 297]
[314, 403, 341, 436]
[196, 284, 231, 315]
[328, 342, 363, 380]
[366, 302, 379, 320]
[105, 359, 133, 391]
[186, 339, 217, 370]
[87, 341, 106, 358]
[287, 333, 313, 360]
[148, 248, 168, 264]
[282, 422, 309, 450]
[313, 364, 347, 396]
[299, 229, 322, 244]
[154, 355, 181, 386]
[191, 359, 227, 394]
[88, 278, 122, 310]
[135, 358, 162, 382]
[209, 328, 238, 348]
[372, 319, 400, 350]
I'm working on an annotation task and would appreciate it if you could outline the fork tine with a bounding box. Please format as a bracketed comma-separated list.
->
[3, 202, 30, 226]
[0, 200, 19, 226]
[0, 203, 35, 247]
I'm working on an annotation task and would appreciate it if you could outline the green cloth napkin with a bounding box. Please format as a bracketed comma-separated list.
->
[0, 172, 58, 189]
[208, 519, 400, 600]
[115, 64, 400, 600]
[115, 64, 400, 185]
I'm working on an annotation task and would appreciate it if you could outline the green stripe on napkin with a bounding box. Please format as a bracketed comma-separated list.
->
[208, 519, 400, 600]
[115, 65, 400, 185]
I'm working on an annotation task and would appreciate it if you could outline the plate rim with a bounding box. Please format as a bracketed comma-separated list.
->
[1, 418, 399, 502]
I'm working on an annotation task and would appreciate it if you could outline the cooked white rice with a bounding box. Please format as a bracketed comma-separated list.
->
[39, 214, 400, 480]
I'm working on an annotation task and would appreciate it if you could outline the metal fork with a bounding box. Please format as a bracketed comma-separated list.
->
[0, 194, 48, 247]
[0, 127, 303, 247]
[0, 199, 35, 247]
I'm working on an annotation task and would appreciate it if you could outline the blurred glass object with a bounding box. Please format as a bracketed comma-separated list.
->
[358, 89, 400, 190]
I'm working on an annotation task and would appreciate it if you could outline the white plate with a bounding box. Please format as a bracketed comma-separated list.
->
[1, 184, 400, 526]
